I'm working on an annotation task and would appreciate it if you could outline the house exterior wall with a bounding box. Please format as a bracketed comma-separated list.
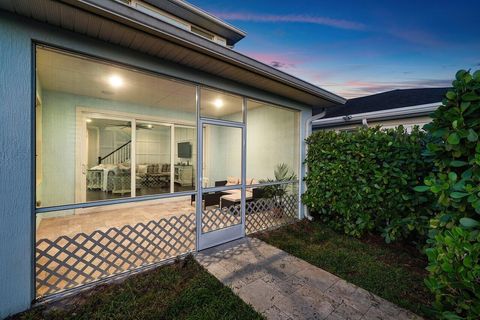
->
[315, 115, 431, 132]
[0, 11, 312, 317]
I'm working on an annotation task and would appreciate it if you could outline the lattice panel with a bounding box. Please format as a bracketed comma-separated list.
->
[36, 212, 196, 297]
[246, 194, 298, 234]
[202, 205, 241, 233]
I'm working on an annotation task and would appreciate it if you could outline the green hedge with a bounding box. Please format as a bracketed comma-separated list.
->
[303, 126, 434, 243]
[417, 70, 480, 319]
[303, 69, 480, 319]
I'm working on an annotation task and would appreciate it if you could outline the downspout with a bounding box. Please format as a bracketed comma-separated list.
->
[303, 108, 327, 221]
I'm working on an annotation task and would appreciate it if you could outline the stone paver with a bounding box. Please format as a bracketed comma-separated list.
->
[196, 237, 423, 320]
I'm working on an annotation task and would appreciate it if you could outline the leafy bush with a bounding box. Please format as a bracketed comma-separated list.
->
[303, 126, 433, 243]
[417, 69, 480, 319]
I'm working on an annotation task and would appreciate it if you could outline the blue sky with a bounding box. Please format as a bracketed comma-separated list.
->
[190, 0, 480, 98]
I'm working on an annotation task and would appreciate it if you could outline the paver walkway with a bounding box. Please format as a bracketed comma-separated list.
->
[196, 237, 423, 320]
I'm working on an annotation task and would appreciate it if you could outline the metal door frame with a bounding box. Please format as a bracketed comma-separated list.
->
[195, 95, 247, 250]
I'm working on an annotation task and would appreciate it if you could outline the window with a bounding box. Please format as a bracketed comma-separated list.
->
[191, 26, 215, 40]
[35, 47, 197, 208]
[133, 1, 190, 30]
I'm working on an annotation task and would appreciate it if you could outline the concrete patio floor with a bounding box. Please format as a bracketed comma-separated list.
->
[196, 237, 423, 320]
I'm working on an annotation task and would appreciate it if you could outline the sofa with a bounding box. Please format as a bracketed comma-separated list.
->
[87, 162, 171, 193]
[191, 177, 264, 210]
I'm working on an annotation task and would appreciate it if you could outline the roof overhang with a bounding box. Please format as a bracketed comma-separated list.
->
[0, 0, 346, 108]
[312, 102, 440, 129]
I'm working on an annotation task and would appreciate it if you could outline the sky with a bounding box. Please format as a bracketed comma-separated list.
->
[190, 0, 480, 98]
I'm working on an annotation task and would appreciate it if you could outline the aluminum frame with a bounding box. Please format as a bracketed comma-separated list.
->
[196, 101, 247, 250]
[32, 45, 303, 299]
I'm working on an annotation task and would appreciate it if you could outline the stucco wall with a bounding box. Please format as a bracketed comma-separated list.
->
[0, 14, 34, 318]
[0, 11, 312, 317]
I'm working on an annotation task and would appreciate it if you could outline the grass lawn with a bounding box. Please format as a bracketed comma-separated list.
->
[254, 220, 433, 318]
[11, 256, 263, 320]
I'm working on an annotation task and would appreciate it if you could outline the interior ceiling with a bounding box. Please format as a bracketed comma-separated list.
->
[37, 48, 271, 118]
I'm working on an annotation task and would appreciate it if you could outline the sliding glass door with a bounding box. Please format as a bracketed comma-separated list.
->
[135, 121, 172, 196]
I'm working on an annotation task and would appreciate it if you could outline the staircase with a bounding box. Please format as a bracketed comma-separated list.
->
[98, 140, 131, 164]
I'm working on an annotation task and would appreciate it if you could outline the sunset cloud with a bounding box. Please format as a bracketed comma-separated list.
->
[245, 52, 307, 69]
[213, 12, 366, 31]
[387, 28, 444, 47]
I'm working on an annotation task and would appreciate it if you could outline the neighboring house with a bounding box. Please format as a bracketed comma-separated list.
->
[312, 88, 449, 131]
[0, 0, 345, 317]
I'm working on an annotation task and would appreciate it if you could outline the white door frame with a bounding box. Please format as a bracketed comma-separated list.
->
[76, 108, 197, 204]
[76, 111, 135, 203]
[196, 116, 247, 250]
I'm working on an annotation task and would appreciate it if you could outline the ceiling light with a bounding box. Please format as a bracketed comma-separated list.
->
[86, 118, 92, 123]
[108, 75, 123, 88]
[213, 98, 223, 109]
[147, 124, 153, 128]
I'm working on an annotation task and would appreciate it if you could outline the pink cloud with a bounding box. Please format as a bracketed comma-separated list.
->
[388, 28, 444, 47]
[214, 12, 366, 31]
[244, 52, 309, 69]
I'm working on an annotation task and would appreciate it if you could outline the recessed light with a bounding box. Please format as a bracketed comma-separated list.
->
[213, 98, 223, 109]
[108, 75, 123, 88]
[86, 118, 92, 123]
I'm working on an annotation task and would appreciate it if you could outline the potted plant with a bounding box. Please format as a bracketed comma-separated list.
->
[259, 163, 297, 218]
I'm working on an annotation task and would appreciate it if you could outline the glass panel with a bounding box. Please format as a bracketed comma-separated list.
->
[202, 124, 242, 187]
[136, 122, 171, 196]
[174, 126, 196, 192]
[35, 46, 196, 207]
[200, 88, 243, 122]
[35, 196, 196, 297]
[86, 118, 132, 202]
[246, 100, 300, 182]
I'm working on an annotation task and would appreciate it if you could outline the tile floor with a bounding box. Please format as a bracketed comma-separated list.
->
[36, 198, 196, 240]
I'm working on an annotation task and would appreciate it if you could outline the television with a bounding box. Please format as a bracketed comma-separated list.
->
[178, 142, 192, 158]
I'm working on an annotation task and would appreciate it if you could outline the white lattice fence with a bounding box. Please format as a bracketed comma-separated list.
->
[36, 212, 195, 297]
[245, 194, 298, 234]
[202, 206, 241, 233]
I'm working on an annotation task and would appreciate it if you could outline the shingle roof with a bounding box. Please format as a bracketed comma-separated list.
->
[313, 87, 450, 118]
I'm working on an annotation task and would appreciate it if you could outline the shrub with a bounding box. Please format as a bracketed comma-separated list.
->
[303, 126, 433, 243]
[417, 69, 480, 319]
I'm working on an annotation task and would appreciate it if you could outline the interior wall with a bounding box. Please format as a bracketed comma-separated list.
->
[202, 105, 299, 185]
[87, 128, 98, 168]
[136, 125, 170, 165]
[174, 126, 196, 166]
[247, 105, 299, 181]
[98, 126, 131, 162]
[204, 124, 242, 185]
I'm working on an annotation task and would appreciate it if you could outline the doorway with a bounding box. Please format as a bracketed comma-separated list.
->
[197, 119, 246, 250]
[77, 110, 196, 203]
